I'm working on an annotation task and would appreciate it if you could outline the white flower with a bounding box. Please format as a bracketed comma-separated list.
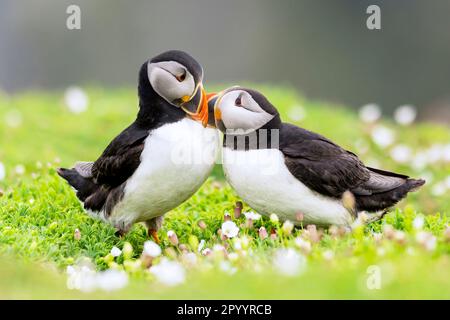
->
[197, 239, 206, 252]
[110, 246, 122, 257]
[64, 86, 89, 114]
[411, 152, 428, 170]
[219, 261, 237, 275]
[221, 221, 239, 238]
[66, 265, 97, 292]
[443, 144, 450, 162]
[228, 252, 239, 262]
[15, 164, 25, 175]
[181, 252, 197, 266]
[390, 145, 412, 163]
[294, 237, 312, 254]
[213, 244, 225, 252]
[282, 220, 294, 235]
[270, 213, 279, 223]
[322, 250, 334, 261]
[273, 248, 306, 276]
[201, 248, 212, 256]
[4, 109, 22, 128]
[96, 270, 128, 292]
[287, 106, 306, 122]
[394, 105, 417, 126]
[150, 258, 186, 286]
[412, 216, 424, 230]
[143, 240, 161, 257]
[359, 103, 381, 123]
[0, 162, 5, 181]
[371, 126, 395, 148]
[445, 176, 450, 189]
[431, 183, 447, 197]
[244, 211, 261, 221]
[416, 231, 437, 252]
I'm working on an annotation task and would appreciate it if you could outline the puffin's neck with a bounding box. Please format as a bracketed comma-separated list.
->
[223, 115, 282, 151]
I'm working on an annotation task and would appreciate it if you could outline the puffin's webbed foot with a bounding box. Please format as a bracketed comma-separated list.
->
[146, 216, 164, 244]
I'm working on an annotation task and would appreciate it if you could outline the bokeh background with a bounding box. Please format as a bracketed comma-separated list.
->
[1, 0, 450, 122]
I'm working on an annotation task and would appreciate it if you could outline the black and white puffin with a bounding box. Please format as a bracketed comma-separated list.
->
[210, 87, 425, 227]
[58, 50, 219, 240]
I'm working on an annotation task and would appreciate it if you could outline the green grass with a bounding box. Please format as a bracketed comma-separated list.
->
[0, 86, 449, 299]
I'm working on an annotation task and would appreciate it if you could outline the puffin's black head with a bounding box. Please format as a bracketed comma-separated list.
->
[139, 50, 210, 127]
[210, 87, 281, 134]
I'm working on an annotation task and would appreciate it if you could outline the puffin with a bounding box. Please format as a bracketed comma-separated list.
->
[210, 87, 425, 227]
[58, 50, 219, 240]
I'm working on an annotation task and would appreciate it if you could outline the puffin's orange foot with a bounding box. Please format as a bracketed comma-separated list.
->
[148, 228, 160, 244]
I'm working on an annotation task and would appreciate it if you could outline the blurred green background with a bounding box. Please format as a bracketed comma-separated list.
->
[1, 0, 450, 122]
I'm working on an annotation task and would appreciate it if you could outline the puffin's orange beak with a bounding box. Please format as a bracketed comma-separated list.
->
[189, 87, 214, 127]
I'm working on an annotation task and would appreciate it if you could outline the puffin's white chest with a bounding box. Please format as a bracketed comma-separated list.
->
[222, 148, 353, 227]
[111, 118, 219, 226]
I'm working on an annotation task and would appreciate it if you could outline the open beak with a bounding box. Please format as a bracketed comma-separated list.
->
[181, 85, 215, 128]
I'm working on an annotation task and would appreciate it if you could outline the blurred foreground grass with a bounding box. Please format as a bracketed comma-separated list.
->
[0, 86, 449, 299]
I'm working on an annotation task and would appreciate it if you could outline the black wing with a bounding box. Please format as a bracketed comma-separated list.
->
[280, 123, 374, 198]
[91, 122, 149, 187]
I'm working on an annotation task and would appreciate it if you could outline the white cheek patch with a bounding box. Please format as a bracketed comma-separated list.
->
[148, 62, 195, 104]
[219, 91, 275, 133]
[221, 106, 274, 133]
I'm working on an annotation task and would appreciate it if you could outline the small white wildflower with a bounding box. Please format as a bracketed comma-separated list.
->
[371, 126, 395, 148]
[288, 106, 306, 122]
[390, 145, 412, 163]
[376, 247, 386, 256]
[431, 183, 447, 197]
[394, 105, 417, 126]
[359, 103, 381, 123]
[181, 252, 197, 266]
[228, 252, 239, 262]
[282, 220, 294, 235]
[411, 152, 428, 170]
[294, 237, 312, 254]
[64, 86, 89, 114]
[15, 164, 25, 175]
[66, 265, 96, 292]
[201, 248, 212, 256]
[406, 247, 415, 256]
[110, 246, 122, 257]
[244, 211, 261, 221]
[213, 244, 225, 252]
[443, 144, 450, 162]
[233, 238, 242, 251]
[150, 258, 186, 286]
[4, 109, 23, 128]
[219, 261, 237, 275]
[322, 250, 334, 261]
[270, 213, 279, 223]
[197, 239, 205, 252]
[273, 248, 306, 276]
[445, 176, 450, 189]
[426, 144, 444, 163]
[0, 162, 5, 181]
[96, 270, 128, 292]
[221, 221, 239, 238]
[412, 216, 425, 230]
[416, 231, 437, 252]
[143, 240, 161, 257]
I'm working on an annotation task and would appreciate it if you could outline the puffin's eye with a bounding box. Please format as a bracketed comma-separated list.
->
[176, 71, 186, 82]
[235, 95, 242, 106]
